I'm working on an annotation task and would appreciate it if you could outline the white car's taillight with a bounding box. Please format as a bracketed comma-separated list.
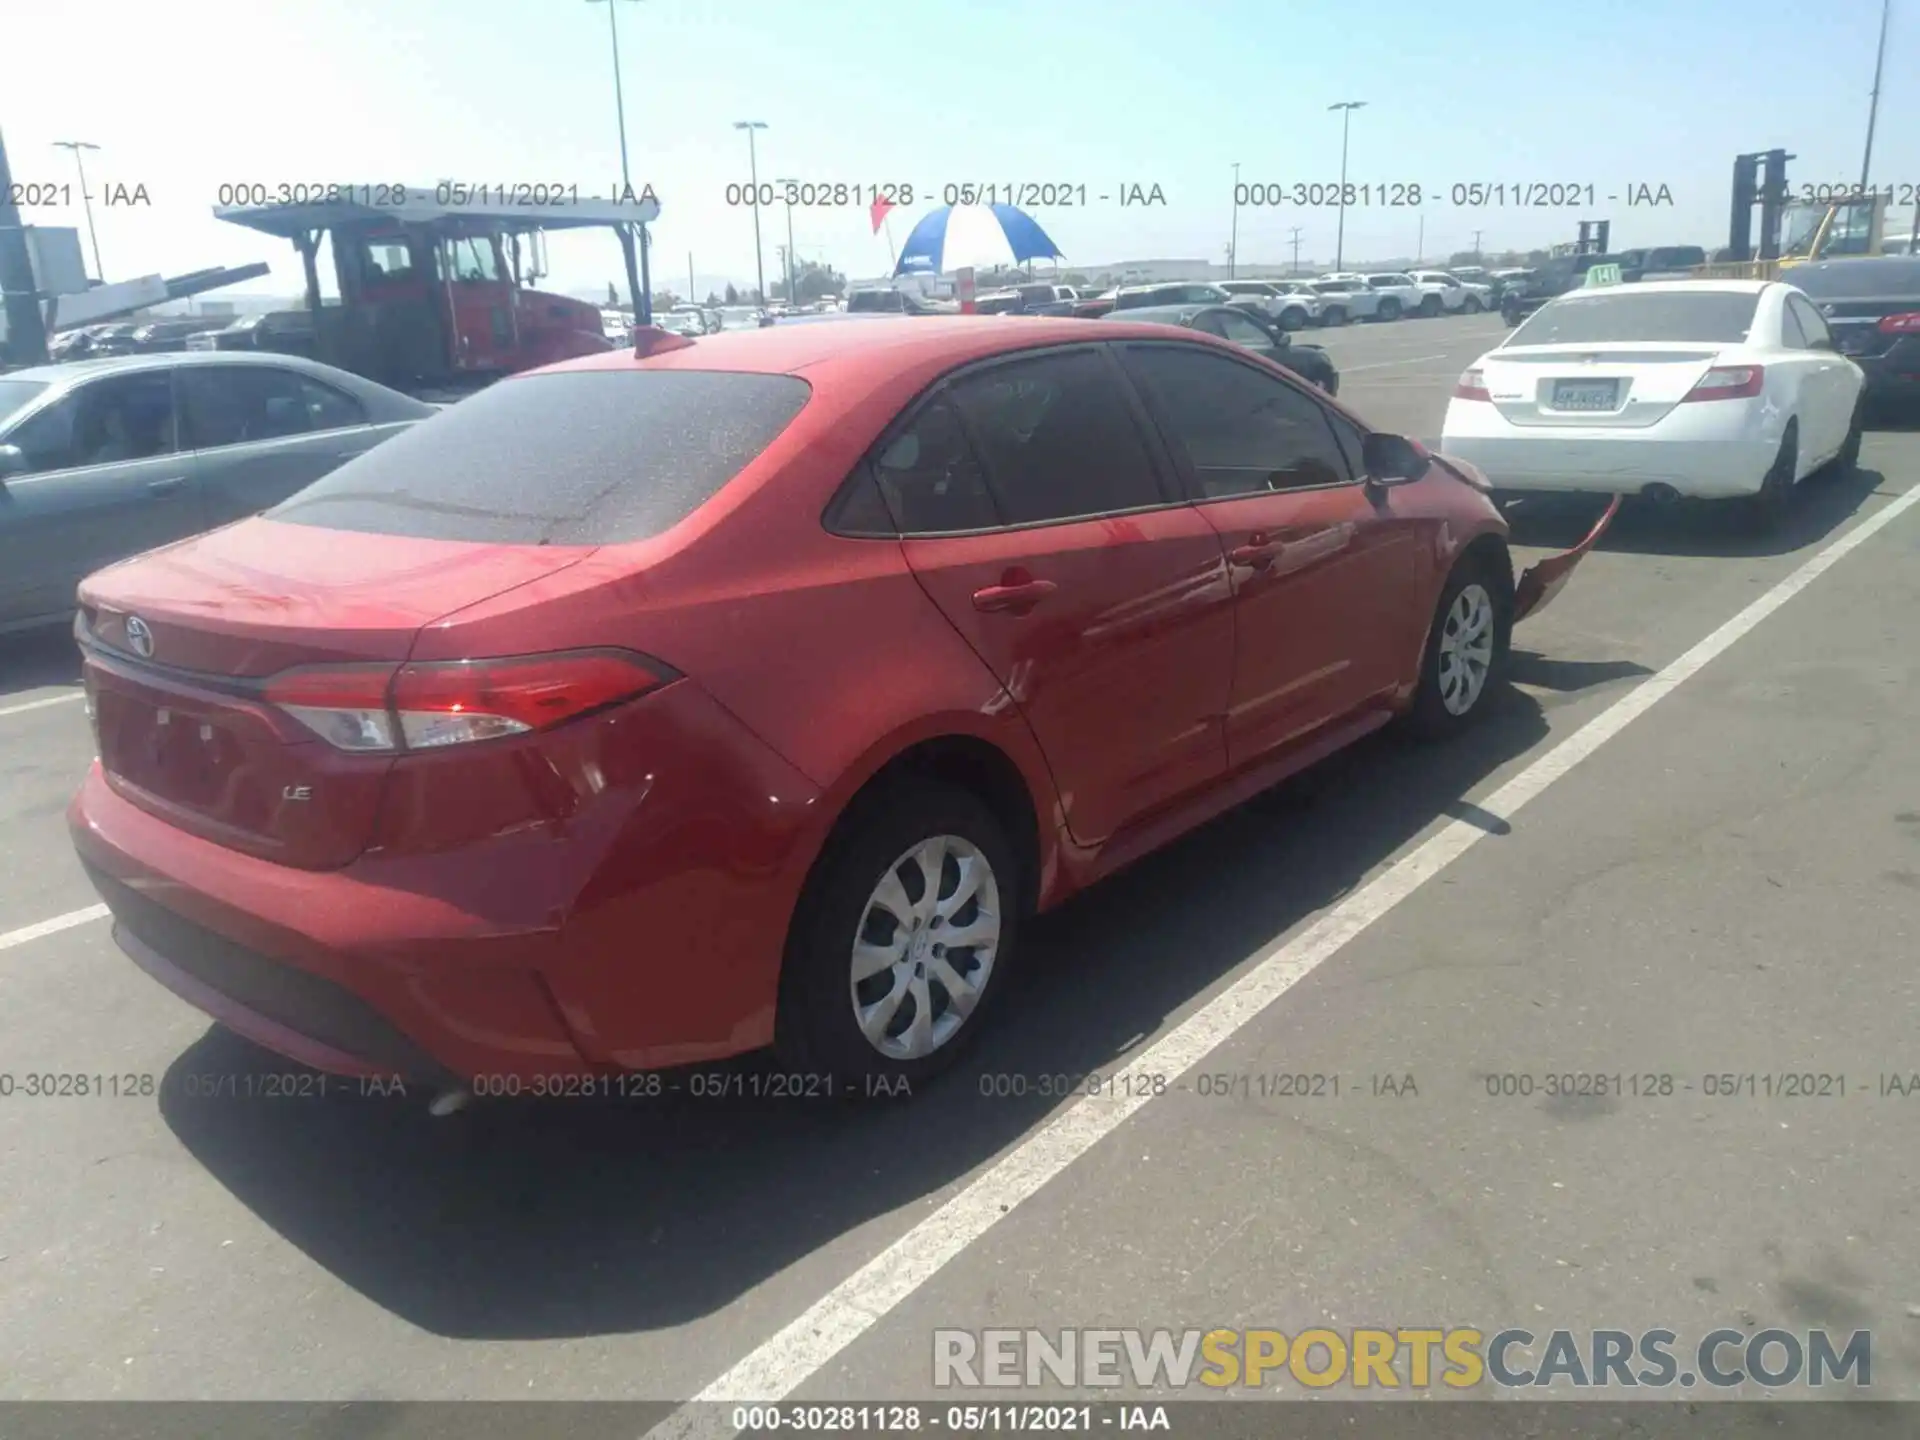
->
[1453, 368, 1491, 401]
[1682, 365, 1764, 402]
[263, 650, 672, 753]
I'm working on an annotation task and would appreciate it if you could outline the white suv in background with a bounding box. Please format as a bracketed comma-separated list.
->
[1217, 280, 1322, 330]
[1310, 275, 1385, 325]
[1411, 271, 1491, 314]
[1361, 273, 1425, 321]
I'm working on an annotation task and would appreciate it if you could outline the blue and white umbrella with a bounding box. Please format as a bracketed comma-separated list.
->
[892, 204, 1062, 276]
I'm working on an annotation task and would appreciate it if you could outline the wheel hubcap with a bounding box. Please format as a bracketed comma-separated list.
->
[1436, 583, 1495, 716]
[849, 834, 1001, 1061]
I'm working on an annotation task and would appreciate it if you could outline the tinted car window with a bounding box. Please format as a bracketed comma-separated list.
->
[1780, 303, 1809, 348]
[1122, 345, 1349, 499]
[1510, 291, 1761, 345]
[0, 379, 50, 429]
[1206, 310, 1278, 351]
[180, 367, 335, 447]
[7, 372, 178, 473]
[870, 398, 999, 534]
[272, 370, 811, 544]
[1787, 294, 1834, 347]
[947, 349, 1164, 524]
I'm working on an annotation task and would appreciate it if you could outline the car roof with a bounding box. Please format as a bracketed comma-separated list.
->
[1558, 278, 1773, 296]
[547, 314, 1264, 381]
[1, 349, 359, 384]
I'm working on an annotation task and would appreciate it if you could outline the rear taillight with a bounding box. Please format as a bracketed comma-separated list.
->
[1453, 368, 1491, 401]
[1681, 365, 1764, 402]
[263, 649, 671, 753]
[1877, 312, 1920, 333]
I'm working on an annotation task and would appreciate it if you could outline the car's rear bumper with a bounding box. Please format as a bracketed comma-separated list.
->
[1438, 423, 1776, 499]
[68, 680, 828, 1082]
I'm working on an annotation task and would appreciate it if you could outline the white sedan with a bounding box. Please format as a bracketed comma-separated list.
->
[1439, 279, 1865, 526]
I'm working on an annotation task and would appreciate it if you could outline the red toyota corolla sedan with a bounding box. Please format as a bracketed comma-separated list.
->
[67, 317, 1612, 1094]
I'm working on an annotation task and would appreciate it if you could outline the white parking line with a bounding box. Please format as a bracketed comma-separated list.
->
[0, 692, 84, 719]
[644, 477, 1920, 1436]
[0, 904, 109, 953]
[1342, 353, 1448, 373]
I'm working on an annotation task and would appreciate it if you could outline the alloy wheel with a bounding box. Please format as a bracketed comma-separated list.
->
[1436, 583, 1496, 716]
[849, 834, 1002, 1061]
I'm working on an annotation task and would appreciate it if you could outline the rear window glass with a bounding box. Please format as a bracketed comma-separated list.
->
[0, 379, 51, 429]
[1509, 291, 1760, 345]
[1785, 258, 1920, 298]
[269, 369, 810, 545]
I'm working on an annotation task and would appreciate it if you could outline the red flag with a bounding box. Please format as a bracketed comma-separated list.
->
[870, 195, 895, 234]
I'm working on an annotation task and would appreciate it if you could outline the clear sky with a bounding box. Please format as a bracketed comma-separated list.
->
[7, 0, 1915, 297]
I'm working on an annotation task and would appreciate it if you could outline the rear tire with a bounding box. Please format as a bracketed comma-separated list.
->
[1280, 306, 1308, 331]
[1323, 305, 1347, 327]
[1420, 294, 1443, 318]
[776, 778, 1021, 1090]
[1377, 298, 1402, 322]
[1743, 427, 1798, 532]
[1831, 398, 1864, 475]
[1402, 554, 1512, 741]
[1464, 295, 1484, 314]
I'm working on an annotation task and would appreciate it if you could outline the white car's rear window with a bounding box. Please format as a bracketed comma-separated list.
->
[1510, 292, 1761, 345]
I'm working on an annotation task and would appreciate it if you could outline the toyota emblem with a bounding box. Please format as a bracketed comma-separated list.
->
[124, 616, 154, 659]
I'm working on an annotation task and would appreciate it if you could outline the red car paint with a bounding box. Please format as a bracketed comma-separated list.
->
[67, 316, 1605, 1084]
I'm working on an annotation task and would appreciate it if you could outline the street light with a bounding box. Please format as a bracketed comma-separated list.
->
[734, 121, 769, 305]
[1860, 0, 1892, 190]
[1328, 100, 1367, 271]
[51, 141, 103, 282]
[586, 0, 649, 322]
[773, 177, 801, 307]
[1230, 162, 1240, 279]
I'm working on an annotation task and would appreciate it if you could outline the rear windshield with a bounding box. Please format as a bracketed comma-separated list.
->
[1785, 258, 1920, 298]
[269, 369, 811, 545]
[1509, 291, 1760, 345]
[1647, 247, 1706, 268]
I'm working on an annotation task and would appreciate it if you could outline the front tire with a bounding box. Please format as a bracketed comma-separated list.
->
[1403, 556, 1511, 740]
[777, 779, 1021, 1088]
[1377, 298, 1402, 322]
[1280, 306, 1308, 331]
[1419, 294, 1443, 318]
[1323, 305, 1347, 327]
[1464, 295, 1484, 314]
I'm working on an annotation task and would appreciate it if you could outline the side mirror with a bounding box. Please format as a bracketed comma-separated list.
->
[0, 444, 25, 481]
[1362, 432, 1431, 485]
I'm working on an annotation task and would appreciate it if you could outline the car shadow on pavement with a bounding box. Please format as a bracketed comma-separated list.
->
[156, 687, 1554, 1342]
[0, 628, 83, 702]
[1499, 463, 1886, 560]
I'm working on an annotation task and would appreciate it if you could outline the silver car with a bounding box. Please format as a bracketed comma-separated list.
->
[0, 351, 434, 635]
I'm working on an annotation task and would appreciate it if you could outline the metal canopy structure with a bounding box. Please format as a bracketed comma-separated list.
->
[212, 186, 660, 240]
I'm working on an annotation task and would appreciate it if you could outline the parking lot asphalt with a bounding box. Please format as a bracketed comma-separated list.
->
[1, 307, 1917, 1411]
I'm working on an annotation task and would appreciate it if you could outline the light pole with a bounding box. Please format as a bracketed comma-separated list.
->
[1288, 226, 1303, 274]
[1328, 100, 1366, 271]
[1860, 0, 1892, 191]
[51, 141, 104, 282]
[734, 121, 768, 304]
[586, 0, 648, 321]
[1230, 162, 1240, 278]
[774, 177, 800, 306]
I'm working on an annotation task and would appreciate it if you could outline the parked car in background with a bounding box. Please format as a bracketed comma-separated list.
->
[1784, 255, 1920, 412]
[1618, 246, 1708, 282]
[1441, 280, 1863, 530]
[1110, 282, 1237, 312]
[1307, 278, 1383, 325]
[186, 310, 319, 360]
[1501, 255, 1628, 325]
[48, 326, 108, 363]
[656, 311, 706, 337]
[129, 318, 233, 354]
[65, 314, 1607, 1099]
[88, 324, 146, 358]
[1408, 271, 1480, 315]
[1217, 280, 1321, 330]
[0, 351, 436, 634]
[1361, 273, 1425, 321]
[1098, 303, 1340, 392]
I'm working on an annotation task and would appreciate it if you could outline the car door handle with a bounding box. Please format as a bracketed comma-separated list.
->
[1228, 533, 1281, 567]
[971, 578, 1058, 614]
[146, 476, 189, 496]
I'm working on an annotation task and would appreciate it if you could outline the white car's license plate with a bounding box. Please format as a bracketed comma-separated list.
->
[1551, 379, 1620, 411]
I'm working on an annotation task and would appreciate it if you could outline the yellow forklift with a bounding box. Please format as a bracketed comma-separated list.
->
[1694, 149, 1918, 279]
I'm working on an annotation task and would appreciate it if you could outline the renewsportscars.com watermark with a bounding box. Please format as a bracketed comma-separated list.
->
[934, 1327, 1872, 1392]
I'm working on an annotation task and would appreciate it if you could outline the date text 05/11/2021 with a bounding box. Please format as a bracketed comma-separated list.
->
[1231, 181, 1676, 208]
[722, 182, 1168, 209]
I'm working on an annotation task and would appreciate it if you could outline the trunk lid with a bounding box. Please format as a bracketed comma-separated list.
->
[1819, 297, 1917, 359]
[1478, 343, 1725, 429]
[78, 517, 596, 869]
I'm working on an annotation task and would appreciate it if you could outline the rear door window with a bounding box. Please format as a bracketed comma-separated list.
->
[869, 398, 1000, 534]
[946, 348, 1167, 525]
[271, 369, 811, 544]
